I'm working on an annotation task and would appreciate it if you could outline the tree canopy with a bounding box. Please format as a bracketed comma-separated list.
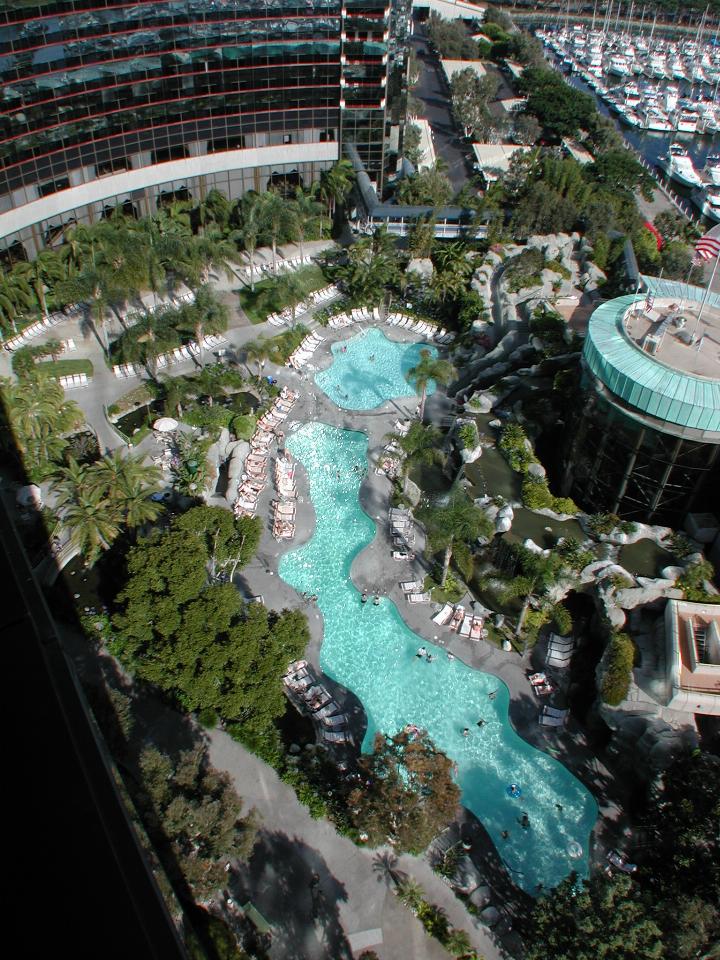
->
[111, 507, 307, 736]
[349, 731, 460, 853]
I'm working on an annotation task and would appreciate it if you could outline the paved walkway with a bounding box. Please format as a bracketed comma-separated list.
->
[208, 729, 505, 960]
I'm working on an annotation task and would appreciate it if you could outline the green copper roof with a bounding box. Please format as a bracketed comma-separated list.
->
[583, 292, 720, 435]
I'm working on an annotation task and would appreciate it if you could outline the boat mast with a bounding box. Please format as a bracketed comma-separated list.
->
[591, 0, 598, 31]
[649, 9, 657, 47]
[614, 1, 622, 35]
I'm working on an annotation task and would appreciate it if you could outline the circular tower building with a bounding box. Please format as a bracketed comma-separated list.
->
[564, 279, 720, 526]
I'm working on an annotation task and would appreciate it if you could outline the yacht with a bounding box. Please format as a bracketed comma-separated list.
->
[658, 143, 703, 188]
[607, 55, 632, 77]
[703, 154, 720, 186]
[673, 110, 698, 134]
[639, 108, 674, 132]
[692, 184, 720, 223]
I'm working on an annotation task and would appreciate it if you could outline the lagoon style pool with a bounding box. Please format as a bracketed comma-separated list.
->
[315, 327, 437, 410]
[279, 421, 598, 895]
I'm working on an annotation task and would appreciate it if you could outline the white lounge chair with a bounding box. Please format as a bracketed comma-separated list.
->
[408, 592, 431, 603]
[432, 603, 454, 626]
[401, 579, 423, 593]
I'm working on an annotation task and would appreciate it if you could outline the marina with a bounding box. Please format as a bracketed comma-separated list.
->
[537, 20, 720, 222]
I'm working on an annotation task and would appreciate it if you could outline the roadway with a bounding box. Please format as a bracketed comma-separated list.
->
[408, 27, 471, 193]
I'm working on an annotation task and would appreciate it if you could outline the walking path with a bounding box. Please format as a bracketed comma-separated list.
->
[208, 728, 505, 960]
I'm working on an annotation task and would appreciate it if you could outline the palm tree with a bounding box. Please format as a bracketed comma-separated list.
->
[318, 159, 355, 223]
[406, 349, 456, 421]
[258, 189, 299, 274]
[243, 339, 268, 378]
[178, 284, 229, 367]
[444, 927, 474, 959]
[423, 490, 492, 587]
[51, 458, 122, 565]
[196, 188, 231, 235]
[0, 269, 35, 337]
[395, 877, 425, 912]
[187, 232, 239, 286]
[292, 188, 323, 262]
[1, 374, 84, 477]
[263, 271, 306, 326]
[232, 191, 264, 292]
[387, 422, 444, 494]
[158, 373, 190, 418]
[12, 250, 67, 319]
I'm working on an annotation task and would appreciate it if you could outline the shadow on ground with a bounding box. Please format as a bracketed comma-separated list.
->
[231, 829, 352, 960]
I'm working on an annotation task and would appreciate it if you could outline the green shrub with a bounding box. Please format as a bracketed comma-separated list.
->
[601, 632, 635, 705]
[609, 572, 633, 590]
[552, 495, 578, 515]
[521, 476, 554, 509]
[587, 512, 622, 536]
[544, 258, 571, 279]
[663, 531, 695, 560]
[457, 422, 479, 449]
[552, 603, 572, 636]
[499, 423, 534, 473]
[556, 537, 594, 571]
[197, 707, 218, 729]
[677, 560, 720, 604]
[231, 413, 256, 440]
[182, 405, 235, 433]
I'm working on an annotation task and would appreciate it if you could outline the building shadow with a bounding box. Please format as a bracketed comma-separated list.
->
[230, 829, 352, 960]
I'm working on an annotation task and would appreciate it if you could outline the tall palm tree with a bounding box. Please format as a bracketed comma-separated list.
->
[388, 422, 444, 494]
[258, 189, 299, 275]
[0, 269, 35, 336]
[406, 349, 456, 421]
[423, 490, 492, 587]
[196, 188, 231, 236]
[292, 188, 323, 262]
[158, 373, 190, 418]
[1, 374, 84, 477]
[52, 458, 119, 565]
[243, 338, 268, 377]
[12, 250, 67, 319]
[188, 232, 239, 286]
[318, 159, 355, 222]
[231, 191, 264, 292]
[180, 284, 229, 367]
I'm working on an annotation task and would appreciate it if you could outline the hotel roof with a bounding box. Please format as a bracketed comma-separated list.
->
[583, 280, 720, 438]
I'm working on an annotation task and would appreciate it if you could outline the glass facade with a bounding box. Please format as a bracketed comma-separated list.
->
[0, 0, 390, 253]
[564, 384, 720, 526]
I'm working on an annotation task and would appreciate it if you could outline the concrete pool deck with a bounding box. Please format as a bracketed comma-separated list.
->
[230, 323, 627, 903]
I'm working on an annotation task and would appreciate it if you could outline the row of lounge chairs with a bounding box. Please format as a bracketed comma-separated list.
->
[283, 661, 353, 746]
[58, 372, 89, 389]
[3, 304, 82, 352]
[539, 705, 569, 728]
[385, 313, 455, 344]
[546, 633, 575, 668]
[112, 333, 227, 379]
[274, 451, 298, 500]
[233, 387, 298, 518]
[375, 440, 403, 480]
[268, 286, 340, 327]
[327, 306, 382, 329]
[124, 288, 195, 328]
[432, 602, 487, 640]
[286, 331, 324, 370]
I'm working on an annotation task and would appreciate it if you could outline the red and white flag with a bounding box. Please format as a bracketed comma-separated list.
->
[694, 232, 720, 262]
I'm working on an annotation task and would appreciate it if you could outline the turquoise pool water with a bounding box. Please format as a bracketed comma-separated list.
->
[315, 327, 437, 410]
[279, 422, 598, 895]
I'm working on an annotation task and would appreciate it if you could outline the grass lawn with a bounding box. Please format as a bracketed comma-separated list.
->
[37, 358, 94, 378]
[238, 264, 327, 324]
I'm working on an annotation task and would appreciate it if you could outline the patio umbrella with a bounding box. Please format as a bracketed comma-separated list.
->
[153, 417, 179, 432]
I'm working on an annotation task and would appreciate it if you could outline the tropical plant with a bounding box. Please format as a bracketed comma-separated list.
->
[180, 284, 229, 367]
[406, 348, 456, 421]
[421, 490, 492, 587]
[258, 189, 299, 275]
[318, 158, 355, 222]
[0, 267, 36, 336]
[232, 191, 264, 292]
[389, 422, 444, 494]
[292, 188, 324, 261]
[0, 374, 85, 478]
[601, 632, 635, 706]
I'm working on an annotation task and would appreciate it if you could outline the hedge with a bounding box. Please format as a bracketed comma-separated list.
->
[601, 632, 635, 706]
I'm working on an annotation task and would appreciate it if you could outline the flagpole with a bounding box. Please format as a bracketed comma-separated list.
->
[690, 254, 719, 343]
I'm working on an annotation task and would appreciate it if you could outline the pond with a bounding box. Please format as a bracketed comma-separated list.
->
[618, 539, 674, 579]
[114, 401, 161, 437]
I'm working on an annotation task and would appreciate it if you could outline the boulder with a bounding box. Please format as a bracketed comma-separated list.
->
[527, 461, 546, 479]
[498, 504, 514, 520]
[407, 257, 434, 279]
[615, 579, 681, 609]
[466, 391, 493, 414]
[495, 515, 513, 533]
[660, 565, 684, 581]
[404, 478, 422, 507]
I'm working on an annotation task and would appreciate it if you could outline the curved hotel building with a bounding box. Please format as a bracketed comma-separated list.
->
[0, 0, 391, 261]
[563, 277, 720, 526]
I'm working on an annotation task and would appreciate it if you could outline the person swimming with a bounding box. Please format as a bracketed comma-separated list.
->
[416, 646, 427, 658]
[361, 592, 368, 604]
